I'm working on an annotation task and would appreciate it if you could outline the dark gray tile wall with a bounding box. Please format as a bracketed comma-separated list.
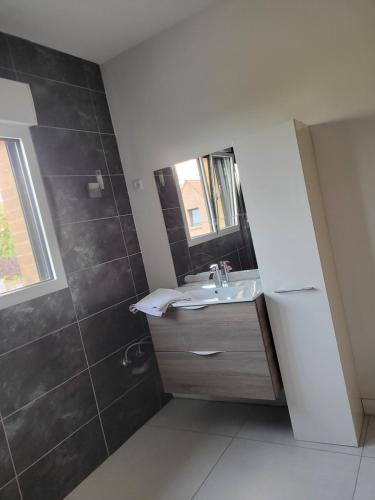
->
[0, 32, 164, 500]
[0, 481, 20, 500]
[154, 167, 258, 284]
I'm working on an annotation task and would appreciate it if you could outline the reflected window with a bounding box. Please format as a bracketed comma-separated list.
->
[188, 208, 201, 227]
[174, 151, 239, 246]
[211, 154, 238, 231]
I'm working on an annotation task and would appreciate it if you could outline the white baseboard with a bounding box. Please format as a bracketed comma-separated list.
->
[362, 399, 375, 415]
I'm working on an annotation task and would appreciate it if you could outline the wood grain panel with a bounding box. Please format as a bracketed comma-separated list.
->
[148, 302, 264, 352]
[255, 294, 283, 395]
[155, 351, 277, 400]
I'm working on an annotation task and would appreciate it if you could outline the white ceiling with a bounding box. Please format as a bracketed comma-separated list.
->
[0, 0, 219, 63]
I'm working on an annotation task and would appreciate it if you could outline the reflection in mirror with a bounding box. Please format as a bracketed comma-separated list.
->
[154, 147, 258, 285]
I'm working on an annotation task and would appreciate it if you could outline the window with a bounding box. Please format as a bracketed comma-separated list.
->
[188, 208, 201, 227]
[174, 151, 239, 246]
[0, 122, 66, 309]
[211, 154, 238, 231]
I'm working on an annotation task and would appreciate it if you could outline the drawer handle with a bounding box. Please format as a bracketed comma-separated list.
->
[273, 286, 315, 294]
[189, 351, 224, 356]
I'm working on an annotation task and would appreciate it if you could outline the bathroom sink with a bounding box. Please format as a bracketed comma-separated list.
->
[183, 269, 260, 285]
[172, 279, 262, 307]
[228, 269, 260, 281]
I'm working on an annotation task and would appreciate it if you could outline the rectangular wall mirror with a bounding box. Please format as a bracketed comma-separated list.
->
[154, 147, 258, 285]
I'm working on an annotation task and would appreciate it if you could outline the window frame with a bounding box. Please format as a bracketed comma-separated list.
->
[209, 151, 239, 235]
[187, 208, 202, 227]
[173, 152, 239, 248]
[0, 122, 67, 310]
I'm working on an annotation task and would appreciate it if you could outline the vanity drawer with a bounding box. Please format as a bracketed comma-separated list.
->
[155, 351, 278, 400]
[148, 302, 265, 352]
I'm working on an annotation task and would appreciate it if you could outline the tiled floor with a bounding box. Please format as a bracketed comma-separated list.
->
[67, 398, 375, 500]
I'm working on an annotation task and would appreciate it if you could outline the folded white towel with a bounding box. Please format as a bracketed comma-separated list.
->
[129, 288, 191, 317]
[184, 272, 211, 284]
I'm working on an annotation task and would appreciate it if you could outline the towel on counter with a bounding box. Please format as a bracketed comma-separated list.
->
[129, 288, 191, 317]
[184, 272, 211, 284]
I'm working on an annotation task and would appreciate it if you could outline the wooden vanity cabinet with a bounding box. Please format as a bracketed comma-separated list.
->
[148, 294, 282, 400]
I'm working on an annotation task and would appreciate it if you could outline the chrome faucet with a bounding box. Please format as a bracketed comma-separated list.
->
[209, 261, 232, 287]
[219, 260, 232, 287]
[209, 264, 222, 287]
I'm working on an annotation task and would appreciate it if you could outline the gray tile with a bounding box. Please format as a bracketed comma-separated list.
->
[162, 208, 186, 243]
[129, 253, 148, 294]
[0, 288, 75, 355]
[0, 481, 20, 500]
[120, 215, 140, 254]
[8, 35, 86, 86]
[238, 405, 363, 455]
[0, 324, 86, 416]
[84, 62, 104, 92]
[0, 68, 16, 81]
[101, 135, 123, 174]
[222, 250, 241, 272]
[90, 347, 157, 410]
[354, 457, 375, 500]
[4, 371, 96, 473]
[189, 239, 218, 269]
[148, 398, 249, 436]
[18, 418, 107, 500]
[170, 239, 191, 277]
[44, 175, 117, 224]
[0, 34, 12, 69]
[155, 170, 180, 209]
[32, 127, 106, 176]
[69, 425, 230, 500]
[0, 423, 14, 488]
[68, 257, 135, 319]
[189, 231, 242, 271]
[101, 375, 162, 454]
[18, 74, 97, 131]
[218, 231, 241, 255]
[111, 175, 132, 215]
[57, 217, 126, 273]
[194, 438, 360, 500]
[238, 246, 253, 270]
[79, 298, 144, 365]
[155, 166, 173, 177]
[163, 207, 184, 229]
[177, 273, 190, 286]
[91, 92, 113, 133]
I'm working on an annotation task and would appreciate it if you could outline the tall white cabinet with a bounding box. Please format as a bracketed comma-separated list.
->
[235, 120, 362, 446]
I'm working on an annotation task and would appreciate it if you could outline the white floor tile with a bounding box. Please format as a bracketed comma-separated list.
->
[147, 398, 250, 436]
[194, 438, 360, 500]
[68, 425, 230, 500]
[238, 404, 364, 455]
[353, 457, 375, 500]
[363, 417, 375, 457]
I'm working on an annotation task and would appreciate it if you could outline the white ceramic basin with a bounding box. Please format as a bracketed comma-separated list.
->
[172, 279, 262, 307]
[183, 269, 260, 286]
[228, 269, 260, 281]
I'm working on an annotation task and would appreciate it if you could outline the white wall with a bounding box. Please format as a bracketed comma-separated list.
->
[103, 0, 375, 400]
[312, 117, 375, 404]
